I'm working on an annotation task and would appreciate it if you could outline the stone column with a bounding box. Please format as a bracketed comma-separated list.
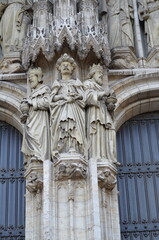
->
[25, 160, 43, 240]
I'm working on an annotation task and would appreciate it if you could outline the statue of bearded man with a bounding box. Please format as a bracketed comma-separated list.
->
[20, 67, 51, 167]
[84, 64, 117, 163]
[50, 53, 86, 160]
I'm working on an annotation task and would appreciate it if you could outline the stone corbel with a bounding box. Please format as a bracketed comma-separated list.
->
[97, 162, 117, 191]
[110, 47, 138, 69]
[0, 56, 23, 74]
[54, 153, 88, 181]
[55, 162, 87, 180]
[26, 172, 43, 195]
[25, 164, 43, 210]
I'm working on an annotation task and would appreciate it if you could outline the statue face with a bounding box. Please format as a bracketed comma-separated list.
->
[29, 72, 39, 89]
[59, 61, 74, 76]
[93, 70, 103, 85]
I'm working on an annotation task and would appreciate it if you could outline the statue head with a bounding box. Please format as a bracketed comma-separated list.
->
[56, 53, 76, 80]
[88, 64, 103, 85]
[28, 67, 43, 89]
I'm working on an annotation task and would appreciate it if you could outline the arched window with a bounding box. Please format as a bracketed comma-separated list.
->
[0, 121, 25, 239]
[117, 113, 159, 240]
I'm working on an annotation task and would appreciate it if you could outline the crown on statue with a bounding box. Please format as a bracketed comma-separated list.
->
[88, 64, 103, 78]
[56, 53, 77, 70]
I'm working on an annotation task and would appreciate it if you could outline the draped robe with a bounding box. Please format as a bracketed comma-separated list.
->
[84, 80, 116, 162]
[50, 79, 86, 159]
[22, 84, 51, 163]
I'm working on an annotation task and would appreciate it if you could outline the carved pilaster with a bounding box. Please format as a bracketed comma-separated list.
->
[97, 161, 120, 240]
[24, 160, 43, 239]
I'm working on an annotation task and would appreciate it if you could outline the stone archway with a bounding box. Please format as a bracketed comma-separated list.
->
[111, 72, 159, 131]
[0, 81, 26, 133]
[116, 112, 159, 239]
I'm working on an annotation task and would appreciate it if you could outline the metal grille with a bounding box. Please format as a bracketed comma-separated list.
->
[117, 113, 159, 240]
[0, 121, 25, 239]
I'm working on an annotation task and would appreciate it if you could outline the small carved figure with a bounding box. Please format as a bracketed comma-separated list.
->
[50, 53, 86, 159]
[20, 67, 51, 166]
[26, 172, 43, 194]
[84, 64, 117, 162]
[98, 169, 117, 190]
[55, 162, 87, 180]
[107, 0, 134, 48]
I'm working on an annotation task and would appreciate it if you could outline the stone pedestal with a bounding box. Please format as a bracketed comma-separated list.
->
[110, 47, 138, 69]
[0, 52, 23, 74]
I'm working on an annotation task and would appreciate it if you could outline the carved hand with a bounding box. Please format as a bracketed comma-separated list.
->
[27, 99, 33, 106]
[64, 95, 75, 103]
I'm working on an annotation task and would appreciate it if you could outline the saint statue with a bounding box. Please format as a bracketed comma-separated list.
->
[20, 67, 51, 166]
[107, 0, 134, 49]
[50, 53, 86, 160]
[138, 0, 159, 51]
[84, 64, 117, 162]
[0, 0, 32, 56]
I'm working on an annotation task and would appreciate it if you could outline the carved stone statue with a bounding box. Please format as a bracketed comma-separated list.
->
[0, 0, 32, 73]
[50, 53, 86, 160]
[20, 67, 51, 166]
[138, 0, 159, 51]
[84, 64, 117, 162]
[107, 0, 134, 49]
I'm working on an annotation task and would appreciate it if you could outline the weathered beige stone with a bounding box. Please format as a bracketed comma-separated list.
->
[2, 1, 159, 240]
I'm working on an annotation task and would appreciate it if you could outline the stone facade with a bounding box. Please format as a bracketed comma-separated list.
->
[0, 0, 159, 240]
